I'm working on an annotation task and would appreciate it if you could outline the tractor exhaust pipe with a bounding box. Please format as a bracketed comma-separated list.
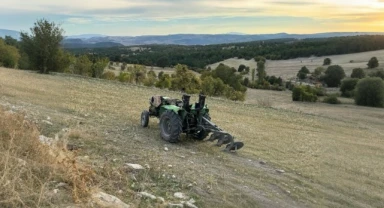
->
[182, 94, 191, 110]
[198, 94, 206, 110]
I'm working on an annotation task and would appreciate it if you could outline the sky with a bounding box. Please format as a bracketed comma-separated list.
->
[0, 0, 384, 36]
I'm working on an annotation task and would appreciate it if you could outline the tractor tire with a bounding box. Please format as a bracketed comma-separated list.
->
[141, 110, 149, 127]
[159, 110, 182, 143]
[193, 114, 211, 140]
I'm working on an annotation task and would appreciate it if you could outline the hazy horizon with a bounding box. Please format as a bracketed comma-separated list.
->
[0, 0, 383, 36]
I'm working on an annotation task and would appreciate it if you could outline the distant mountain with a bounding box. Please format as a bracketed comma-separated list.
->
[66, 34, 107, 39]
[2, 28, 384, 48]
[66, 32, 384, 47]
[0, 29, 20, 39]
[61, 38, 123, 48]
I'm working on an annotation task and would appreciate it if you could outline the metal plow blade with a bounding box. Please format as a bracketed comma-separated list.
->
[206, 131, 244, 152]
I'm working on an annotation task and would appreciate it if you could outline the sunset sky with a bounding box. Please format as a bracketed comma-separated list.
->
[0, 0, 384, 36]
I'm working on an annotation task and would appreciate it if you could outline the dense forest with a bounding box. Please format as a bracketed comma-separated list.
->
[66, 35, 384, 69]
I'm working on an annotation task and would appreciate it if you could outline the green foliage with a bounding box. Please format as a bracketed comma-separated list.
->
[143, 76, 157, 87]
[323, 95, 341, 104]
[158, 71, 165, 79]
[101, 71, 116, 80]
[20, 19, 64, 73]
[211, 64, 246, 92]
[118, 72, 133, 83]
[147, 70, 157, 79]
[73, 55, 92, 76]
[0, 39, 20, 68]
[255, 56, 266, 63]
[256, 61, 266, 83]
[297, 66, 310, 80]
[225, 88, 246, 101]
[340, 78, 359, 97]
[313, 67, 325, 79]
[243, 77, 250, 86]
[238, 64, 246, 72]
[121, 62, 126, 70]
[355, 77, 384, 107]
[170, 64, 201, 94]
[69, 35, 384, 69]
[157, 56, 169, 68]
[4, 36, 19, 48]
[323, 58, 331, 66]
[292, 85, 318, 102]
[323, 65, 346, 87]
[155, 74, 171, 89]
[92, 57, 109, 78]
[350, 68, 365, 79]
[367, 57, 379, 69]
[18, 52, 30, 70]
[201, 76, 228, 97]
[369, 69, 384, 80]
[251, 68, 256, 81]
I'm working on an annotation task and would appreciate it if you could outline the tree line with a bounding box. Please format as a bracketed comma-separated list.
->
[67, 35, 384, 70]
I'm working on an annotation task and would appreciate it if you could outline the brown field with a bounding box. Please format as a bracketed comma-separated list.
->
[1, 67, 384, 208]
[208, 49, 384, 80]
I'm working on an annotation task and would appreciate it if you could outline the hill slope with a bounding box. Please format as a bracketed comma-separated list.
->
[1, 68, 384, 207]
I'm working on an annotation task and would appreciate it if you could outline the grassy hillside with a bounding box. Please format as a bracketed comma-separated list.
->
[1, 67, 384, 207]
[208, 49, 384, 80]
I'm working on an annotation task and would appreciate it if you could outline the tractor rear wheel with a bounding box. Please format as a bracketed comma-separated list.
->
[159, 110, 182, 143]
[192, 114, 211, 140]
[141, 110, 149, 127]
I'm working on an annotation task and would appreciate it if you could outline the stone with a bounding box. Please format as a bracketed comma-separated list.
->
[168, 165, 173, 168]
[276, 169, 285, 174]
[126, 163, 145, 170]
[91, 191, 130, 208]
[139, 192, 157, 200]
[187, 183, 193, 188]
[144, 164, 150, 169]
[174, 192, 187, 199]
[55, 182, 68, 188]
[167, 203, 184, 208]
[157, 197, 165, 203]
[42, 120, 53, 125]
[184, 201, 198, 208]
[53, 189, 59, 194]
[164, 147, 169, 151]
[172, 175, 176, 179]
[259, 161, 267, 165]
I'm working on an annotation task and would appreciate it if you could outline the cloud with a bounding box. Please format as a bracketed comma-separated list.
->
[66, 18, 92, 24]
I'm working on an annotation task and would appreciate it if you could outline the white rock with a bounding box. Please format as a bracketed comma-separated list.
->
[188, 198, 196, 204]
[187, 183, 193, 188]
[167, 203, 184, 208]
[139, 192, 157, 200]
[91, 191, 130, 208]
[174, 192, 187, 199]
[112, 158, 118, 162]
[276, 169, 285, 174]
[184, 202, 198, 208]
[164, 147, 169, 151]
[39, 135, 54, 146]
[168, 165, 173, 168]
[42, 120, 53, 125]
[157, 197, 165, 203]
[144, 164, 150, 169]
[172, 175, 176, 179]
[55, 182, 68, 188]
[53, 189, 59, 194]
[118, 190, 123, 194]
[126, 163, 145, 170]
[47, 116, 51, 120]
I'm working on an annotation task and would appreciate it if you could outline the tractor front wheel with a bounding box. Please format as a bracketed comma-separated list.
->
[159, 110, 182, 143]
[141, 110, 150, 127]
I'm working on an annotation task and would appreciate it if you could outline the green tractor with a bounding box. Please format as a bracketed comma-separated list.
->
[141, 94, 244, 151]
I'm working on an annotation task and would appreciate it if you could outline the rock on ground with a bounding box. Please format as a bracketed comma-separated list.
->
[126, 163, 145, 170]
[91, 191, 130, 208]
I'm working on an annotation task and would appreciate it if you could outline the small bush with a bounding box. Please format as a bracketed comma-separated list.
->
[340, 78, 359, 97]
[297, 66, 310, 80]
[355, 77, 384, 107]
[369, 69, 384, 80]
[292, 85, 318, 102]
[350, 68, 365, 79]
[367, 57, 379, 69]
[323, 65, 346, 87]
[323, 58, 331, 66]
[323, 95, 341, 104]
[101, 71, 116, 80]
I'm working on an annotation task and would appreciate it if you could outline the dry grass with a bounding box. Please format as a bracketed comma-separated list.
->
[1, 67, 384, 207]
[208, 49, 384, 80]
[0, 106, 95, 207]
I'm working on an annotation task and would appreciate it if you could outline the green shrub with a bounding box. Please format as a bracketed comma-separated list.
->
[292, 85, 318, 102]
[350, 68, 365, 79]
[369, 69, 384, 80]
[297, 66, 310, 80]
[355, 77, 384, 107]
[101, 71, 116, 80]
[340, 78, 359, 97]
[323, 65, 346, 87]
[323, 58, 331, 66]
[367, 57, 379, 69]
[323, 95, 341, 104]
